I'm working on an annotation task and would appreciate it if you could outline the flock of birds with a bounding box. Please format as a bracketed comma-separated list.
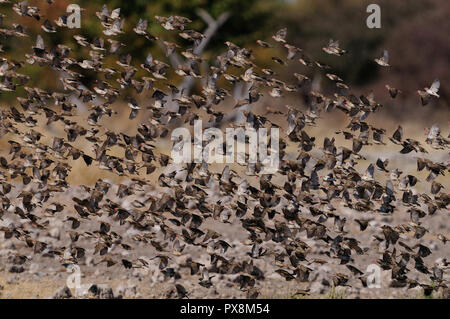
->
[0, 1, 449, 299]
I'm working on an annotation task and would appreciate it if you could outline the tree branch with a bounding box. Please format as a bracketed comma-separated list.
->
[178, 10, 230, 94]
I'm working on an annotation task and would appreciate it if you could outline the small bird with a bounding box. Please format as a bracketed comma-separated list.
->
[0, 2, 447, 301]
[272, 28, 287, 43]
[417, 80, 440, 105]
[322, 39, 346, 56]
[41, 19, 56, 33]
[385, 85, 401, 98]
[32, 35, 45, 56]
[437, 234, 448, 245]
[374, 50, 390, 66]
[256, 40, 272, 48]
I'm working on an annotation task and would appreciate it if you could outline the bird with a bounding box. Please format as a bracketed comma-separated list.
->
[0, 3, 446, 301]
[374, 50, 390, 67]
[385, 85, 401, 99]
[272, 28, 287, 43]
[417, 80, 440, 105]
[322, 39, 346, 56]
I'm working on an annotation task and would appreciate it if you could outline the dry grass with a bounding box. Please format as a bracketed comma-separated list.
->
[0, 274, 63, 299]
[0, 271, 174, 299]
